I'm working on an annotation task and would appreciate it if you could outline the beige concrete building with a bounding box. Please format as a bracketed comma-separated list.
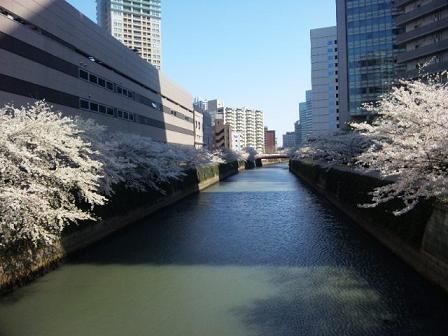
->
[213, 119, 232, 150]
[97, 0, 162, 70]
[0, 0, 195, 146]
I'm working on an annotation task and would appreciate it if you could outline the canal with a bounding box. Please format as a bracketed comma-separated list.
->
[1, 163, 448, 335]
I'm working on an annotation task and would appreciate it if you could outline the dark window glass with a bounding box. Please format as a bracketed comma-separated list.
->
[117, 86, 122, 94]
[128, 91, 133, 98]
[89, 74, 98, 84]
[123, 111, 129, 119]
[106, 107, 114, 115]
[117, 110, 123, 118]
[80, 99, 89, 109]
[98, 78, 106, 87]
[79, 69, 88, 80]
[99, 105, 106, 113]
[90, 102, 99, 112]
[129, 113, 134, 121]
[106, 82, 114, 91]
[123, 89, 128, 96]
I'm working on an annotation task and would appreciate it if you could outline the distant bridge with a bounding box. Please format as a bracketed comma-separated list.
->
[256, 153, 290, 160]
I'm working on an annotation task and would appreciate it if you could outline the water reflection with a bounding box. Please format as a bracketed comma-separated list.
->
[0, 163, 447, 336]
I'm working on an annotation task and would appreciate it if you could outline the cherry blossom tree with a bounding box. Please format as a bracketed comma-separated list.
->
[1, 102, 251, 249]
[294, 131, 370, 167]
[0, 102, 107, 247]
[352, 74, 448, 215]
[294, 74, 448, 215]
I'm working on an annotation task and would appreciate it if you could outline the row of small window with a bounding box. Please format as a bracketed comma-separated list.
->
[79, 69, 135, 100]
[79, 99, 136, 122]
[79, 68, 192, 123]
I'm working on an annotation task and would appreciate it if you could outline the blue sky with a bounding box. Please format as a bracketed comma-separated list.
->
[66, 0, 335, 145]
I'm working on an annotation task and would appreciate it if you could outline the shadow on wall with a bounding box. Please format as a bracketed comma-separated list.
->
[0, 0, 172, 143]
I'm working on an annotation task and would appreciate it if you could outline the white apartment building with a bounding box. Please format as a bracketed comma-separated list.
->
[224, 107, 264, 153]
[97, 0, 162, 70]
[310, 26, 340, 134]
[197, 99, 265, 153]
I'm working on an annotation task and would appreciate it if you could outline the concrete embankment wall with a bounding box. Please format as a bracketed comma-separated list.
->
[259, 158, 289, 167]
[289, 159, 448, 292]
[0, 161, 246, 294]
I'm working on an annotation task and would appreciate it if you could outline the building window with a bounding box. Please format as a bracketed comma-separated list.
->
[106, 107, 114, 116]
[90, 102, 99, 112]
[98, 78, 106, 87]
[79, 99, 89, 110]
[79, 69, 88, 80]
[106, 81, 114, 91]
[99, 105, 106, 114]
[89, 74, 98, 84]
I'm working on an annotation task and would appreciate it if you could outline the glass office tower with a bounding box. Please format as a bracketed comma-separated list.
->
[336, 0, 405, 122]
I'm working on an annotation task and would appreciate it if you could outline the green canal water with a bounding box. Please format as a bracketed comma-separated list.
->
[1, 163, 448, 335]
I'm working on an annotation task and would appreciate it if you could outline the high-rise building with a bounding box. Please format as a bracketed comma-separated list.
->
[310, 26, 340, 134]
[193, 110, 204, 149]
[294, 120, 302, 146]
[336, 0, 405, 123]
[194, 98, 213, 149]
[299, 90, 313, 141]
[225, 107, 264, 152]
[264, 127, 276, 154]
[206, 99, 225, 124]
[282, 132, 296, 149]
[97, 0, 162, 70]
[396, 0, 448, 78]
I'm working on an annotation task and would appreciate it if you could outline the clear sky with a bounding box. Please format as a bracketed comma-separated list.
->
[66, 0, 336, 145]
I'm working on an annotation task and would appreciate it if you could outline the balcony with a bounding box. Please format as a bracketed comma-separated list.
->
[397, 38, 448, 62]
[396, 17, 448, 44]
[395, 0, 448, 26]
[404, 60, 448, 77]
[396, 0, 416, 7]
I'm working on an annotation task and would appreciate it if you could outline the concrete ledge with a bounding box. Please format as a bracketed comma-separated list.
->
[289, 159, 448, 293]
